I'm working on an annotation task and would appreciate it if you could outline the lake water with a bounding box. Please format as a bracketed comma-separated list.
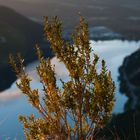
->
[0, 40, 140, 139]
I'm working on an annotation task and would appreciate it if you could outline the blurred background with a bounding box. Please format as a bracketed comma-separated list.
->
[0, 0, 140, 139]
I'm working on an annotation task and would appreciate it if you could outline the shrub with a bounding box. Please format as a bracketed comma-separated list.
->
[10, 16, 115, 140]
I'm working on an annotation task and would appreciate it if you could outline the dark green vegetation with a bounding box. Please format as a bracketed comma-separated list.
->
[0, 6, 52, 91]
[1, 0, 140, 40]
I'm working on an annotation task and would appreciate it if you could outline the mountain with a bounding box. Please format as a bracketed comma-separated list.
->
[1, 0, 140, 40]
[0, 6, 52, 91]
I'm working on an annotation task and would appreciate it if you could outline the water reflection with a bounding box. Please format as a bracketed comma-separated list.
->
[0, 40, 140, 139]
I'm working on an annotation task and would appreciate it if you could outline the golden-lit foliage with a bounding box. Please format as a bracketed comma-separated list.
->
[10, 16, 115, 140]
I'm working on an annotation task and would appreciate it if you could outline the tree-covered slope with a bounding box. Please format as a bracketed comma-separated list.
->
[119, 48, 140, 110]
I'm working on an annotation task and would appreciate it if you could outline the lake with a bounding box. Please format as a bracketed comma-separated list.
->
[0, 40, 140, 139]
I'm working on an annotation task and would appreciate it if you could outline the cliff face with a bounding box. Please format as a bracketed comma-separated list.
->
[119, 48, 140, 110]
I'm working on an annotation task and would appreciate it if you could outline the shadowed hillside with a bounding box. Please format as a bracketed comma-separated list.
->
[0, 6, 43, 65]
[0, 6, 52, 91]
